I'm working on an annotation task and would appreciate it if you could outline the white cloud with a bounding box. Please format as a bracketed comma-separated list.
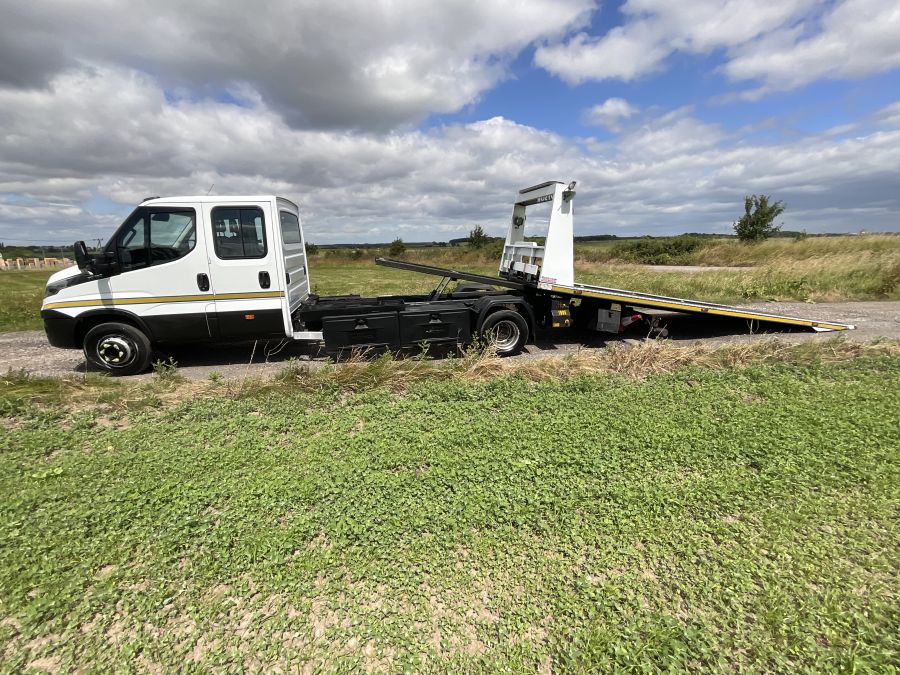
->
[0, 0, 595, 131]
[875, 100, 900, 127]
[1, 68, 898, 243]
[534, 0, 900, 94]
[724, 0, 900, 92]
[615, 108, 727, 158]
[583, 98, 640, 130]
[535, 21, 671, 83]
[535, 0, 816, 84]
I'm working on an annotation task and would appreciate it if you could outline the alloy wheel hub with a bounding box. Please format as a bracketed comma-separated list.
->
[491, 321, 520, 351]
[97, 336, 134, 366]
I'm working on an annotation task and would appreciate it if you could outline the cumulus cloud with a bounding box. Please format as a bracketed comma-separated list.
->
[1, 68, 898, 244]
[724, 0, 900, 93]
[582, 98, 640, 131]
[0, 0, 594, 131]
[875, 100, 900, 127]
[535, 0, 816, 84]
[535, 20, 672, 82]
[535, 0, 900, 93]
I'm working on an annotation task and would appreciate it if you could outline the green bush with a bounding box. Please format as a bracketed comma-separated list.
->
[388, 238, 406, 257]
[610, 235, 705, 264]
[483, 240, 505, 260]
[468, 225, 489, 249]
[734, 194, 785, 242]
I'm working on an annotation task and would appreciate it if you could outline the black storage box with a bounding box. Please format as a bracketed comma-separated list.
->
[322, 311, 400, 351]
[399, 303, 471, 346]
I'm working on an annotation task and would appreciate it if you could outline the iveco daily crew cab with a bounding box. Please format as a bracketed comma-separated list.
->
[41, 182, 853, 375]
[42, 197, 312, 374]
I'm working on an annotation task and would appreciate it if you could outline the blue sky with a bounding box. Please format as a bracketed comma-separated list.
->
[432, 48, 900, 140]
[0, 0, 898, 244]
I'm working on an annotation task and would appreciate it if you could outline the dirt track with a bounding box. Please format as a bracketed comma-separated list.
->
[2, 301, 897, 380]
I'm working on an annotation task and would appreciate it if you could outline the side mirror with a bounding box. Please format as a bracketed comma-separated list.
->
[74, 241, 92, 272]
[74, 241, 118, 277]
[93, 251, 119, 277]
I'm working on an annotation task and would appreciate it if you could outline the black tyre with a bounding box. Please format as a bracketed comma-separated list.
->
[480, 310, 529, 356]
[83, 322, 153, 376]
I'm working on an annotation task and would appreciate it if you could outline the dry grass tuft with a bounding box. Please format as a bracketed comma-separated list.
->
[272, 337, 900, 395]
[3, 338, 897, 412]
[456, 338, 899, 384]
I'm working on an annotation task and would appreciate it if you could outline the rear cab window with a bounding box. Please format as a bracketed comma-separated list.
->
[280, 211, 302, 245]
[211, 207, 267, 259]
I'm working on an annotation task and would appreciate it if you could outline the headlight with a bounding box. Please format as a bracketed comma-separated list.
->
[44, 272, 89, 299]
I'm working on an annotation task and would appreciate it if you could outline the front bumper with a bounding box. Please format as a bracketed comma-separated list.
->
[41, 309, 80, 349]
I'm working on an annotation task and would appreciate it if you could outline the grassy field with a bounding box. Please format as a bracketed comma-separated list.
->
[3, 234, 897, 333]
[570, 235, 900, 302]
[0, 270, 52, 333]
[1, 341, 898, 671]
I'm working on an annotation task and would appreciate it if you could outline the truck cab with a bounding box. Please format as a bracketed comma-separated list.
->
[42, 195, 310, 374]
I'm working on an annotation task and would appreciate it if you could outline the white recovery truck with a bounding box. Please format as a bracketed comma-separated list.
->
[41, 181, 854, 375]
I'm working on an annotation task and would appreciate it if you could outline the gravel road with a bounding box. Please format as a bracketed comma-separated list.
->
[2, 301, 897, 380]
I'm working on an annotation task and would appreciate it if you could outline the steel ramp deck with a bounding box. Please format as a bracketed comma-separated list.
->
[375, 257, 855, 332]
[543, 281, 854, 331]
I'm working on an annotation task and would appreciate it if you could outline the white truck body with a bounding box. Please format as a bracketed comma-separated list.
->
[41, 182, 853, 375]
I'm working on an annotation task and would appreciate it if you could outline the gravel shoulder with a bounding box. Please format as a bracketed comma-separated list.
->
[2, 301, 897, 380]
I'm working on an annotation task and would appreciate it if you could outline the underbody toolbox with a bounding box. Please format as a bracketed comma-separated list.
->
[321, 311, 400, 350]
[398, 302, 471, 345]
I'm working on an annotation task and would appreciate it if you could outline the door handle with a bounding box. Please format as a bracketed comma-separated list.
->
[259, 271, 271, 289]
[197, 273, 210, 291]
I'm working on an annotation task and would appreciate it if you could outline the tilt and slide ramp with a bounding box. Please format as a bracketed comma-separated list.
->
[375, 257, 855, 333]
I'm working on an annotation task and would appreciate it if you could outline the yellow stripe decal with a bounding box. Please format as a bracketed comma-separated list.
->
[44, 291, 285, 310]
[550, 285, 851, 331]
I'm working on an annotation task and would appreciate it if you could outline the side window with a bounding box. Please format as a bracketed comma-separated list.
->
[212, 207, 267, 259]
[280, 211, 302, 245]
[149, 211, 196, 266]
[115, 209, 196, 272]
[116, 213, 147, 272]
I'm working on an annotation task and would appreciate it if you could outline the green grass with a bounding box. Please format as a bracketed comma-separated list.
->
[309, 236, 900, 303]
[0, 271, 52, 332]
[576, 260, 898, 303]
[307, 258, 491, 297]
[1, 348, 898, 671]
[572, 235, 900, 301]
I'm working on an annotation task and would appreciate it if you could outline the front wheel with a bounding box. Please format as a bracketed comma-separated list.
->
[83, 322, 153, 376]
[480, 310, 529, 356]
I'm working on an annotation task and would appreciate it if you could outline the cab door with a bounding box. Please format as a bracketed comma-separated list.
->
[204, 200, 287, 339]
[276, 199, 310, 320]
[102, 204, 214, 342]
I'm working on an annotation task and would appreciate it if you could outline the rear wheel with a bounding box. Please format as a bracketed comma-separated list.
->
[83, 322, 152, 376]
[480, 310, 528, 356]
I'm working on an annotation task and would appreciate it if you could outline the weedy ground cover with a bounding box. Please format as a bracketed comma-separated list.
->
[1, 343, 898, 671]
